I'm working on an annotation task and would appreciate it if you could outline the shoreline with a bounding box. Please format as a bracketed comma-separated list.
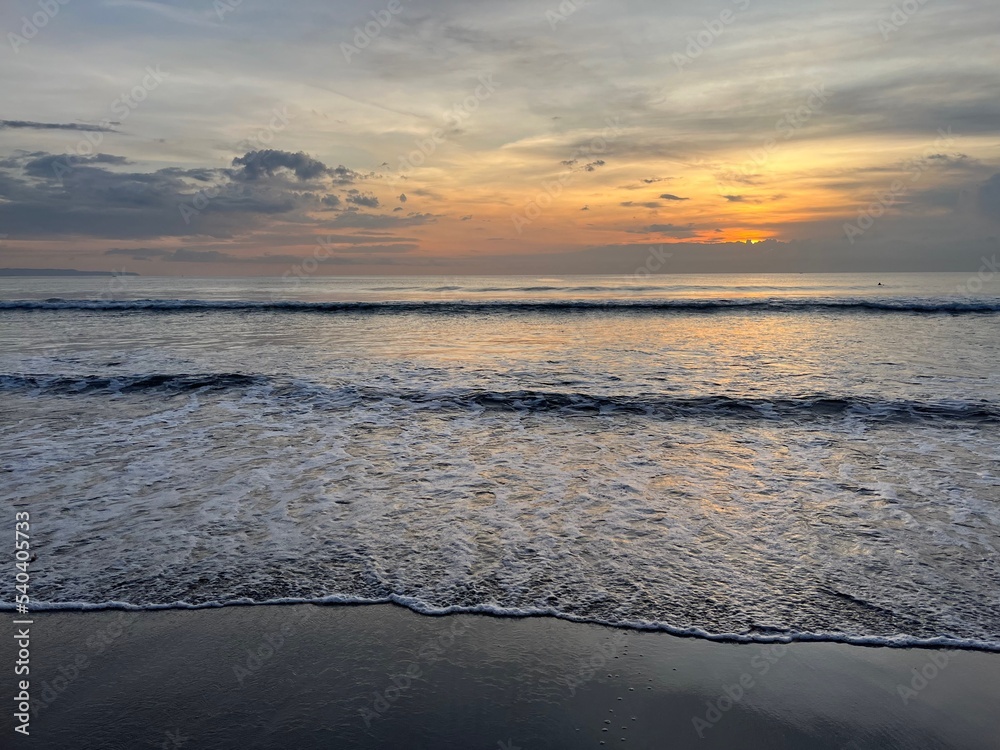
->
[4, 603, 998, 749]
[5, 599, 999, 653]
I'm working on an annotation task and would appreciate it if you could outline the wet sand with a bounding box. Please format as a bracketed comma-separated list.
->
[3, 604, 998, 749]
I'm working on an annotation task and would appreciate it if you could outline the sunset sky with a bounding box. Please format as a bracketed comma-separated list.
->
[1, 0, 999, 275]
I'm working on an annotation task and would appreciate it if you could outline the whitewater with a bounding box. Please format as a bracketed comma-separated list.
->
[2, 274, 998, 651]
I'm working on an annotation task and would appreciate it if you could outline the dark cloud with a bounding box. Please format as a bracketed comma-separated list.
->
[720, 174, 762, 187]
[240, 253, 405, 266]
[166, 249, 231, 262]
[22, 153, 130, 177]
[231, 150, 348, 182]
[325, 212, 436, 229]
[555, 155, 607, 174]
[332, 243, 417, 254]
[627, 223, 695, 237]
[621, 201, 661, 208]
[722, 195, 745, 202]
[408, 188, 443, 200]
[398, 193, 407, 203]
[104, 247, 172, 259]
[926, 153, 971, 166]
[103, 247, 229, 262]
[346, 190, 380, 208]
[329, 164, 361, 185]
[0, 120, 118, 133]
[0, 149, 402, 241]
[659, 194, 688, 201]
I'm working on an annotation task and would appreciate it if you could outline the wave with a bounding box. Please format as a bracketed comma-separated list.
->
[2, 298, 999, 314]
[4, 372, 998, 422]
[3, 597, 995, 652]
[0, 372, 266, 394]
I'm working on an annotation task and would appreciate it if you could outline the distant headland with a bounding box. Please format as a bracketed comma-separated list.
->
[0, 268, 140, 277]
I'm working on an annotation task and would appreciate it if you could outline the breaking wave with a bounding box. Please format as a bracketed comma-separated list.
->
[2, 298, 999, 314]
[3, 372, 997, 422]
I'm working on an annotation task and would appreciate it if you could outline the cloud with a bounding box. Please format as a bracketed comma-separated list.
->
[104, 247, 171, 259]
[21, 153, 130, 177]
[722, 195, 745, 202]
[329, 165, 361, 185]
[101, 0, 218, 28]
[627, 223, 695, 237]
[231, 150, 338, 182]
[103, 247, 229, 262]
[325, 211, 436, 229]
[659, 194, 688, 201]
[166, 249, 230, 262]
[333, 243, 417, 254]
[583, 160, 606, 172]
[1, 121, 119, 133]
[409, 188, 442, 199]
[398, 193, 407, 203]
[621, 201, 661, 208]
[926, 153, 971, 167]
[0, 149, 401, 241]
[346, 190, 380, 208]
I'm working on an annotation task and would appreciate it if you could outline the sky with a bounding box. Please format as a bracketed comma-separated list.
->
[1, 0, 999, 275]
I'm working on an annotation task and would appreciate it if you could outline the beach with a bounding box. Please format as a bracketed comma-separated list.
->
[4, 0, 1000, 742]
[5, 604, 999, 749]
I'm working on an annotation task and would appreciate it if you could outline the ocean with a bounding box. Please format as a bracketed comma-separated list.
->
[2, 273, 998, 651]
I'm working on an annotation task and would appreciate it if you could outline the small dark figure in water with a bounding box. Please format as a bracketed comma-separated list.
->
[877, 282, 882, 286]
